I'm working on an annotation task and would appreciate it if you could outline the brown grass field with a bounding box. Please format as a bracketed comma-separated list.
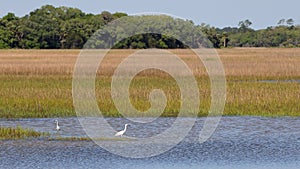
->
[1, 48, 300, 77]
[0, 48, 299, 118]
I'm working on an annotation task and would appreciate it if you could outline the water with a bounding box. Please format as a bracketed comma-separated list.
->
[258, 79, 300, 83]
[1, 117, 300, 169]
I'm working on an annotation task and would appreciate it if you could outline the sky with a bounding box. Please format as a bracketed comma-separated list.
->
[0, 0, 299, 29]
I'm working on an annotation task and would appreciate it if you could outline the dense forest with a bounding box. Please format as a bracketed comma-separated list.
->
[0, 5, 299, 49]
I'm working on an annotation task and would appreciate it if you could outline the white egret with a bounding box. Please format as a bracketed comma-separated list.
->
[115, 124, 128, 137]
[55, 120, 60, 131]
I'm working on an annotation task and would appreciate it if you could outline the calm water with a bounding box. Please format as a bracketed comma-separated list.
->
[1, 117, 300, 169]
[258, 79, 300, 83]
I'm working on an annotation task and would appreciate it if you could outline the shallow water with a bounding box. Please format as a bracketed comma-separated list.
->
[1, 117, 300, 169]
[258, 79, 300, 83]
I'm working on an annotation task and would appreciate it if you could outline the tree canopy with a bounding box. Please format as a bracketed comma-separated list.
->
[0, 5, 299, 49]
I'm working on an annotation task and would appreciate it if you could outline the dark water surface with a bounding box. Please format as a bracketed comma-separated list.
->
[1, 117, 300, 169]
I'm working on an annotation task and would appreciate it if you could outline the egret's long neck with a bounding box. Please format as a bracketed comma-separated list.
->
[124, 125, 127, 131]
[56, 121, 59, 126]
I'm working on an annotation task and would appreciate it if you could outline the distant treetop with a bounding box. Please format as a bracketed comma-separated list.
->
[0, 5, 299, 49]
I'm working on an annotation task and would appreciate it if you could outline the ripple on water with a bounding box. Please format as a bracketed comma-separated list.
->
[1, 116, 300, 169]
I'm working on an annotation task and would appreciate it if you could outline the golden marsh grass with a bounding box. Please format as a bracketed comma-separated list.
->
[0, 48, 299, 118]
[0, 126, 49, 139]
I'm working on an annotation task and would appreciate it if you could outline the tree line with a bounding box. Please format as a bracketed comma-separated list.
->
[0, 5, 299, 49]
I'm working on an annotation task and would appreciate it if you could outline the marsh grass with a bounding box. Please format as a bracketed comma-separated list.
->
[48, 136, 91, 141]
[0, 126, 49, 139]
[0, 49, 299, 118]
[47, 136, 134, 141]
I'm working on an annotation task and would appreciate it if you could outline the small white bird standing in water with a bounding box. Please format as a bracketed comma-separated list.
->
[55, 120, 60, 131]
[115, 124, 128, 137]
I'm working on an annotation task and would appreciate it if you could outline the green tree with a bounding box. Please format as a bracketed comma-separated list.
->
[0, 13, 17, 48]
[277, 19, 285, 25]
[238, 19, 253, 32]
[286, 18, 294, 26]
